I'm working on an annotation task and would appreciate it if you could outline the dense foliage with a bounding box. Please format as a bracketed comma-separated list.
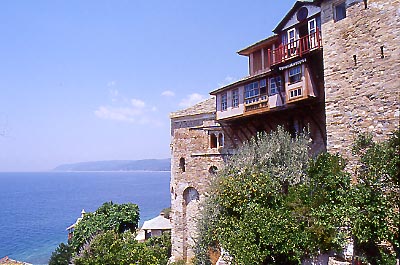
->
[349, 130, 399, 264]
[74, 230, 171, 265]
[50, 202, 171, 264]
[49, 243, 73, 265]
[71, 201, 140, 252]
[195, 129, 399, 264]
[195, 128, 350, 264]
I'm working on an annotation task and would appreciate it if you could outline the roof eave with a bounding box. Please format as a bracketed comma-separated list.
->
[237, 35, 278, 56]
[210, 70, 272, 95]
[273, 0, 318, 33]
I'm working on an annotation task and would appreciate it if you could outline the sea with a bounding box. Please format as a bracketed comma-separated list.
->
[0, 171, 171, 265]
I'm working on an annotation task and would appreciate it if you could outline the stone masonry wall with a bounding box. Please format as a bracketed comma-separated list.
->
[170, 106, 231, 263]
[321, 0, 399, 163]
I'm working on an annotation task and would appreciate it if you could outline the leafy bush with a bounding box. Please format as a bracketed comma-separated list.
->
[195, 128, 351, 264]
[70, 201, 139, 252]
[74, 230, 171, 265]
[49, 243, 73, 265]
[349, 130, 399, 264]
[195, 128, 399, 264]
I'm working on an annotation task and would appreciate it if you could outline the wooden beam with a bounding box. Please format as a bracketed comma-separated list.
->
[221, 125, 238, 149]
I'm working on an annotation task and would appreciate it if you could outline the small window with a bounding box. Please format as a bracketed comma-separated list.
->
[269, 76, 282, 95]
[259, 79, 266, 88]
[260, 79, 267, 95]
[221, 93, 227, 111]
[210, 133, 218, 148]
[232, 89, 239, 108]
[288, 66, 302, 84]
[209, 166, 218, 174]
[290, 88, 303, 98]
[288, 28, 296, 44]
[335, 2, 346, 22]
[179, 158, 185, 172]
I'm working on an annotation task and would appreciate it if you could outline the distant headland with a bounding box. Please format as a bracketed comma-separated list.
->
[53, 159, 171, 172]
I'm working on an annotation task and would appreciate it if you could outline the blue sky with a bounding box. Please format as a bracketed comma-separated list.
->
[0, 0, 295, 171]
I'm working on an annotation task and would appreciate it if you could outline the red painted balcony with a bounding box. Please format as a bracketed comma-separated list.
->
[268, 28, 322, 66]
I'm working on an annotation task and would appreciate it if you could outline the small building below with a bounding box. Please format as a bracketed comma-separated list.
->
[66, 209, 86, 241]
[136, 212, 172, 241]
[0, 256, 31, 265]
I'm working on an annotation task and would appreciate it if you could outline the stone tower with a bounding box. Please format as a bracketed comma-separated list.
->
[321, 0, 400, 159]
[169, 98, 231, 263]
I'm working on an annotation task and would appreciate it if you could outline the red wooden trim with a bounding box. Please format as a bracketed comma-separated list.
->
[270, 30, 322, 66]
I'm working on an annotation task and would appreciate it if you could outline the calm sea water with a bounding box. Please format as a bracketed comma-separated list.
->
[0, 171, 171, 265]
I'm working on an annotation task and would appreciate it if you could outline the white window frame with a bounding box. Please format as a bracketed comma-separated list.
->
[221, 93, 227, 111]
[269, 76, 282, 95]
[308, 18, 316, 35]
[287, 28, 297, 56]
[289, 88, 303, 99]
[244, 82, 260, 99]
[288, 28, 296, 44]
[308, 18, 317, 48]
[232, 89, 239, 108]
[288, 66, 302, 84]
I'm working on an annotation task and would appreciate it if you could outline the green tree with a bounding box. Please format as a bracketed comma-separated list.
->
[195, 128, 351, 264]
[49, 242, 73, 265]
[71, 201, 140, 252]
[74, 230, 171, 265]
[349, 130, 399, 264]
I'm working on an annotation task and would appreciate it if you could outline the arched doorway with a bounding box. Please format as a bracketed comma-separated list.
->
[182, 187, 200, 261]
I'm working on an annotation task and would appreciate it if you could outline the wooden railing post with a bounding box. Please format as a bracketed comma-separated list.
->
[268, 49, 271, 67]
[299, 38, 302, 57]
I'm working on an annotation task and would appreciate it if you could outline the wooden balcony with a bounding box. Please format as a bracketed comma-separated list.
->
[244, 95, 269, 114]
[268, 28, 322, 66]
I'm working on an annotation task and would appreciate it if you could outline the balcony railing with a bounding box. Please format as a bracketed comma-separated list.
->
[268, 28, 322, 66]
[244, 95, 268, 112]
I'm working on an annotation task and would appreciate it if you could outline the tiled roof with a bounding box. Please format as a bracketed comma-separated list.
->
[0, 256, 31, 265]
[141, 214, 172, 230]
[170, 97, 215, 119]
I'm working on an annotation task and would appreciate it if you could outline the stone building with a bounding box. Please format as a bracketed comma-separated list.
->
[320, 0, 400, 159]
[170, 0, 399, 263]
[169, 98, 232, 262]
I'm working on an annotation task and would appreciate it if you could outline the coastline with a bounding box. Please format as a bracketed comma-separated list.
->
[0, 171, 171, 264]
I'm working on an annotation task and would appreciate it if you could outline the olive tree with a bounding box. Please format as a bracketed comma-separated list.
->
[195, 128, 351, 264]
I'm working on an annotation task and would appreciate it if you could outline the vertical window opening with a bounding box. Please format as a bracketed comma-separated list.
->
[335, 2, 346, 22]
[269, 76, 282, 95]
[210, 133, 218, 148]
[218, 133, 224, 148]
[221, 93, 227, 111]
[179, 157, 186, 172]
[289, 66, 302, 84]
[232, 89, 239, 108]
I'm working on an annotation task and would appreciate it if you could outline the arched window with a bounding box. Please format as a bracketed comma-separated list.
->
[179, 157, 185, 172]
[183, 187, 199, 205]
[210, 133, 217, 148]
[209, 166, 218, 175]
[218, 133, 224, 147]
